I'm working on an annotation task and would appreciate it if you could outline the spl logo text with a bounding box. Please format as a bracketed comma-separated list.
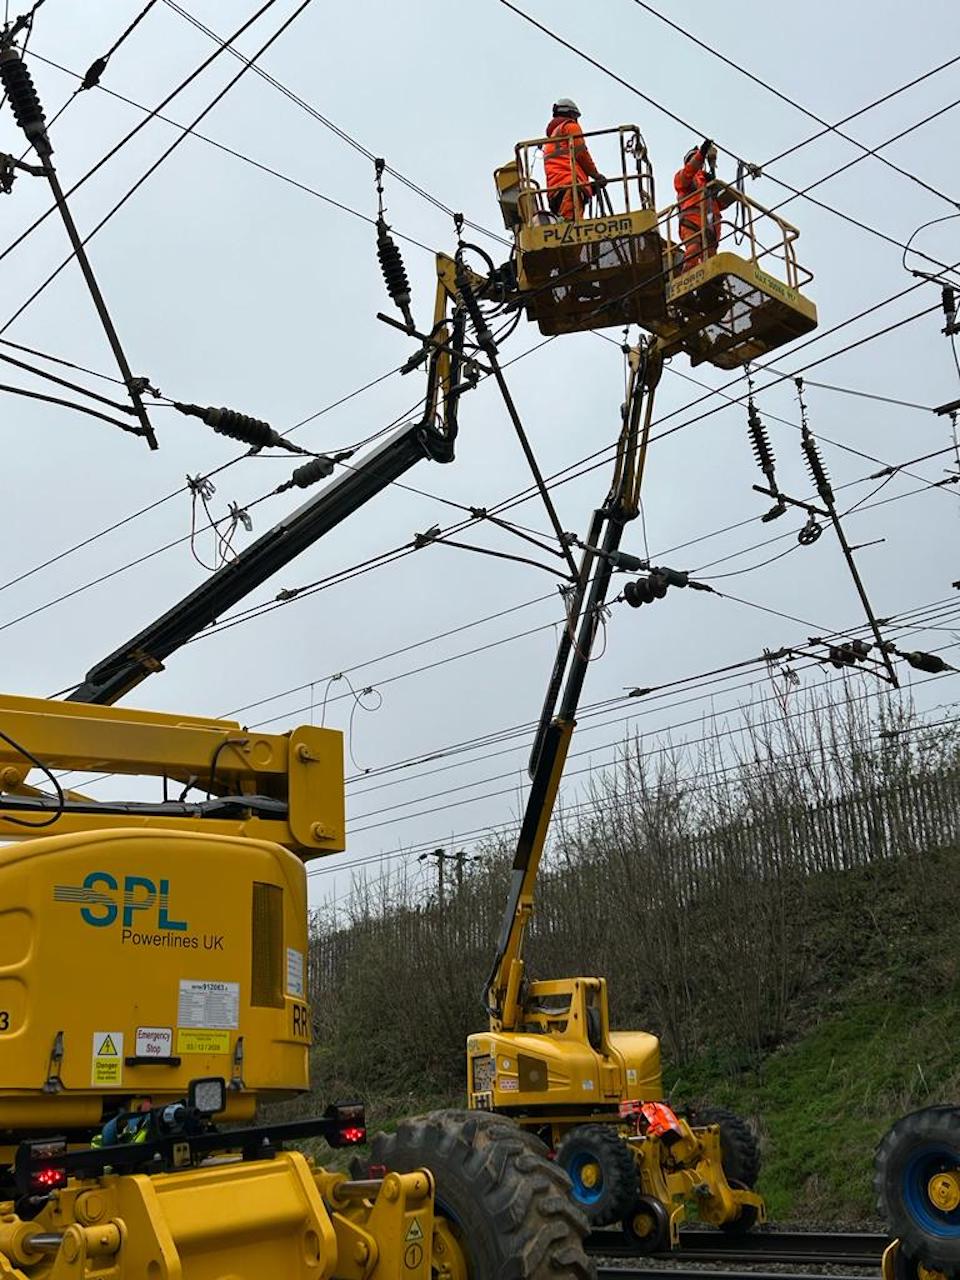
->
[53, 872, 187, 931]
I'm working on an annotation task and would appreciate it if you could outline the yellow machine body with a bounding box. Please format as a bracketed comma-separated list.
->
[468, 977, 662, 1121]
[652, 184, 817, 368]
[0, 827, 311, 1140]
[0, 1157, 435, 1280]
[0, 692, 350, 1150]
[495, 125, 667, 336]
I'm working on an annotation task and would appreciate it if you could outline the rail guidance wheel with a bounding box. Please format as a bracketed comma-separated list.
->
[372, 1109, 594, 1278]
[555, 1123, 639, 1228]
[621, 1194, 670, 1252]
[876, 1108, 960, 1276]
[719, 1178, 761, 1235]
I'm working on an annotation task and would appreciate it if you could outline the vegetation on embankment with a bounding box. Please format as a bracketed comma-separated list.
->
[297, 682, 960, 1220]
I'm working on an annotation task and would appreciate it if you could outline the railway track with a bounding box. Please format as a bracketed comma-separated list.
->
[588, 1230, 888, 1267]
[594, 1272, 879, 1280]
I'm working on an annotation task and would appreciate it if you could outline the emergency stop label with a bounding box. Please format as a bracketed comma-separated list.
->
[177, 980, 239, 1029]
[135, 1026, 173, 1058]
[91, 1031, 124, 1086]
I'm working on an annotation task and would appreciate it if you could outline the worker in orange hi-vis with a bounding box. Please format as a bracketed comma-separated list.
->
[543, 99, 607, 221]
[675, 138, 734, 271]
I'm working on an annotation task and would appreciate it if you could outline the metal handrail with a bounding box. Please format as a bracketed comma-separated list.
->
[512, 124, 656, 226]
[660, 180, 813, 292]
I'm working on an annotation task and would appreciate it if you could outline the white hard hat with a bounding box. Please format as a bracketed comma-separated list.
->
[553, 98, 581, 117]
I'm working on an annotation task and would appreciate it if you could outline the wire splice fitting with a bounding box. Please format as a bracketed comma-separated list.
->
[276, 449, 354, 493]
[81, 55, 109, 91]
[898, 649, 952, 674]
[0, 49, 52, 157]
[801, 429, 833, 505]
[174, 402, 296, 453]
[376, 217, 413, 328]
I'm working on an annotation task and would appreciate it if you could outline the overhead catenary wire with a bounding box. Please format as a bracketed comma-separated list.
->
[0, 381, 145, 435]
[11, 294, 952, 649]
[62, 597, 960, 806]
[0, 362, 406, 599]
[344, 676, 960, 830]
[2, 0, 318, 338]
[498, 0, 960, 279]
[0, 0, 287, 272]
[158, 0, 512, 251]
[307, 663, 960, 880]
[25, 49, 439, 258]
[330, 601, 960, 798]
[219, 444, 960, 725]
[14, 20, 951, 579]
[628, 0, 960, 211]
[3, 35, 957, 686]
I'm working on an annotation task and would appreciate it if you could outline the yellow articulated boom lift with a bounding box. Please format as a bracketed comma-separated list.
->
[414, 126, 818, 1248]
[0, 697, 590, 1278]
[0, 256, 593, 1277]
[458, 339, 766, 1250]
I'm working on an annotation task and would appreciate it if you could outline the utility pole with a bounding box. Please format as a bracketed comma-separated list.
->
[418, 847, 480, 907]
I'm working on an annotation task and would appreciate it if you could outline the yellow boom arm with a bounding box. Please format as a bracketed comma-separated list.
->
[0, 692, 345, 859]
[484, 344, 663, 1030]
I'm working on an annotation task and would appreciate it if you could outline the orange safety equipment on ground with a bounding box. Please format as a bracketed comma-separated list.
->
[675, 138, 734, 271]
[544, 102, 604, 222]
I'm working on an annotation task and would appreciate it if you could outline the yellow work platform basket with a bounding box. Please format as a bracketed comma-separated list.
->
[494, 125, 667, 337]
[652, 183, 817, 368]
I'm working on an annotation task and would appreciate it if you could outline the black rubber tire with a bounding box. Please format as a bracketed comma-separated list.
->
[889, 1242, 950, 1280]
[693, 1105, 762, 1189]
[555, 1124, 639, 1228]
[372, 1109, 595, 1279]
[875, 1107, 960, 1276]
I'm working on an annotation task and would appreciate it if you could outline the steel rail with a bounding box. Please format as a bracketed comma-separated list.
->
[595, 1270, 879, 1280]
[589, 1228, 888, 1265]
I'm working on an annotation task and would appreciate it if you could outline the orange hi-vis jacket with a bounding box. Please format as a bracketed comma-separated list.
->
[674, 150, 732, 266]
[544, 116, 600, 218]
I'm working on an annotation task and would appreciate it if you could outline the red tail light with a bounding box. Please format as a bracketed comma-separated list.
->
[32, 1164, 67, 1191]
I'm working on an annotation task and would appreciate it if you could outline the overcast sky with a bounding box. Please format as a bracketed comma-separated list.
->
[2, 0, 959, 909]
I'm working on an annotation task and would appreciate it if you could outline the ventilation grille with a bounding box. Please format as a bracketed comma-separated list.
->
[251, 882, 283, 1008]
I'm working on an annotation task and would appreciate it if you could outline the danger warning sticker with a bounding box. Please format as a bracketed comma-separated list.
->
[91, 1030, 124, 1087]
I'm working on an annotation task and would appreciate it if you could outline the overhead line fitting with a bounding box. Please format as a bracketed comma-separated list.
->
[374, 158, 413, 330]
[173, 402, 320, 457]
[79, 0, 159, 92]
[809, 634, 954, 676]
[0, 41, 158, 447]
[744, 366, 785, 522]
